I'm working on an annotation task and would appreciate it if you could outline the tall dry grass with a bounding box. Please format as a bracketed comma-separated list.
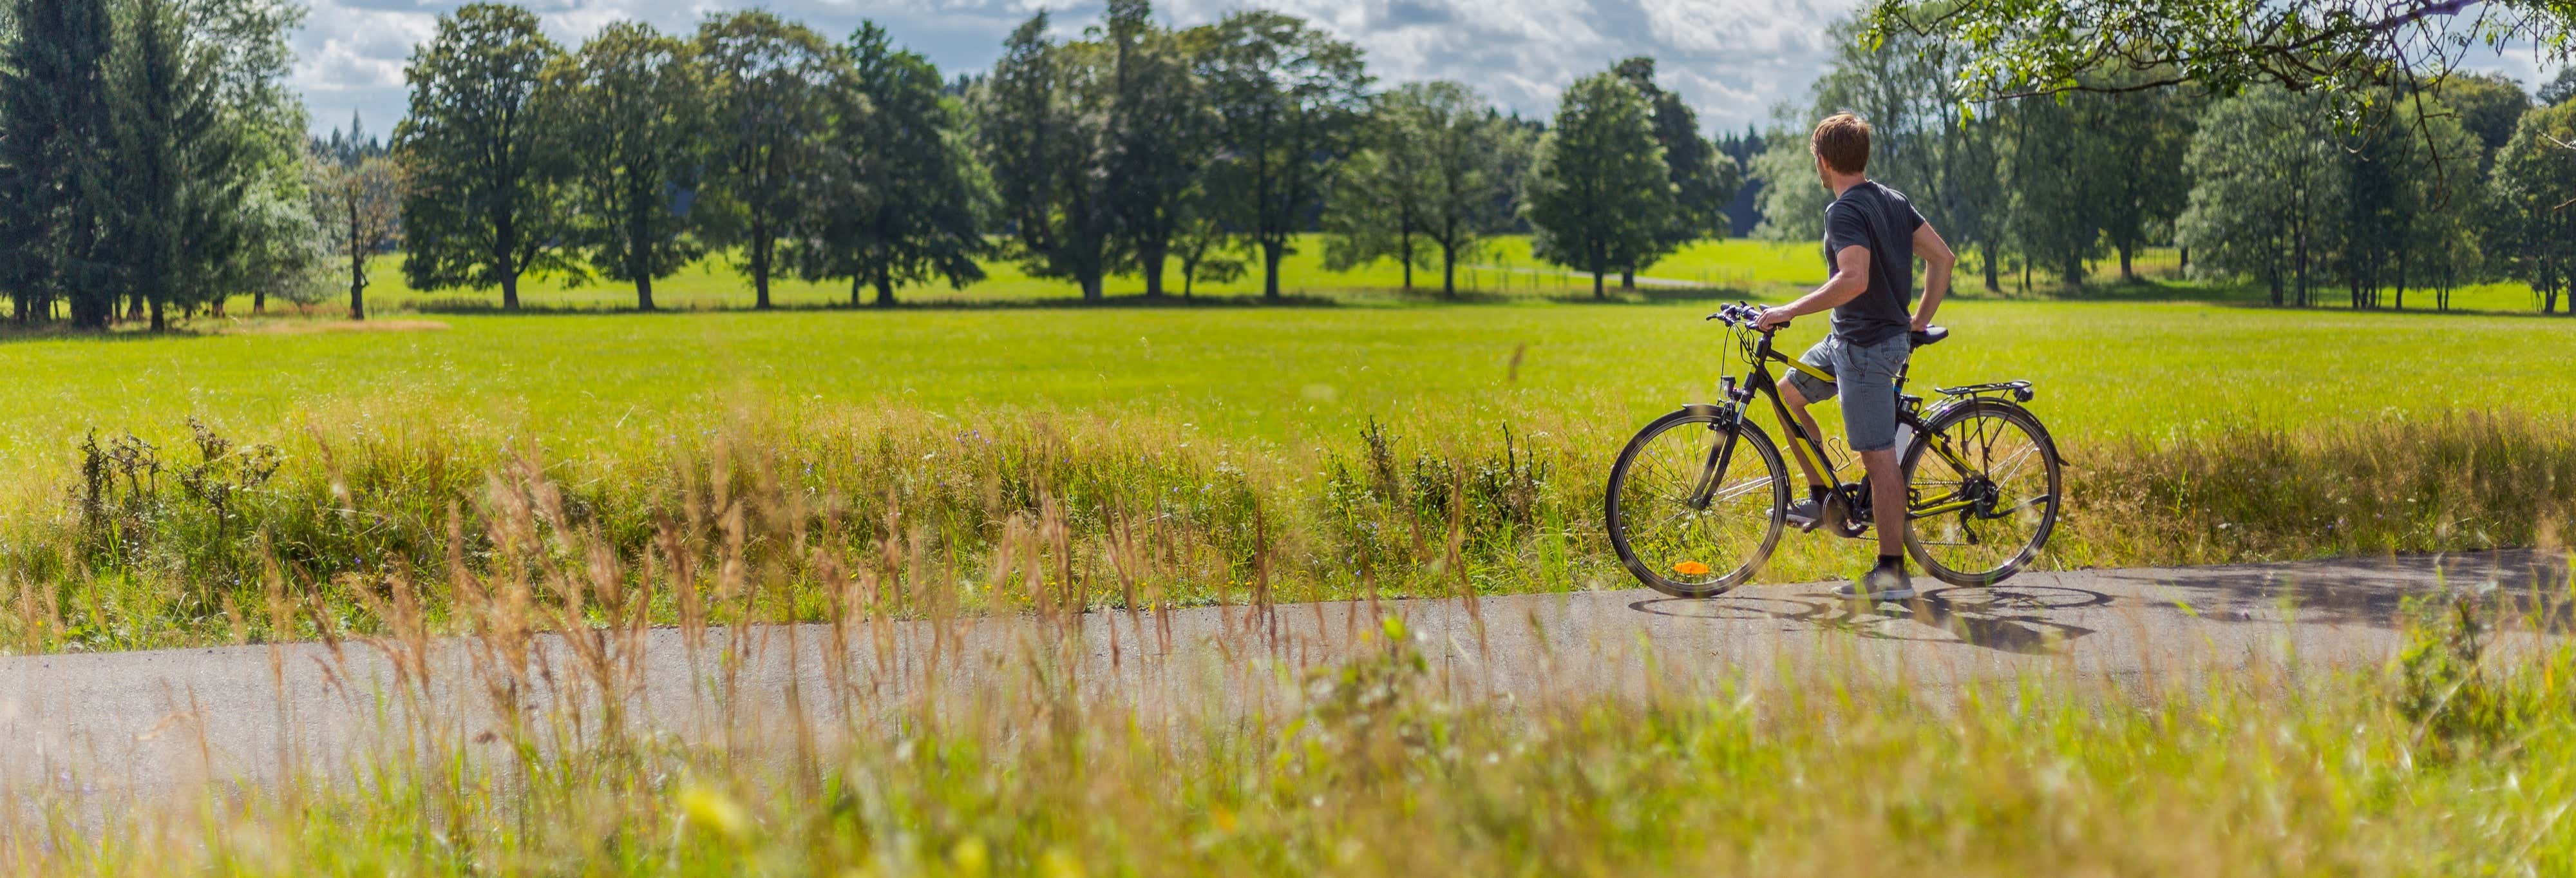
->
[1, 405, 2571, 652]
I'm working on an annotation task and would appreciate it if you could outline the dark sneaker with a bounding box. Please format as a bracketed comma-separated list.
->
[1784, 493, 1837, 533]
[1836, 565, 1916, 601]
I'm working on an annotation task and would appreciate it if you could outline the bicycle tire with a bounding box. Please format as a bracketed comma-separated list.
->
[1901, 399, 2063, 587]
[1605, 406, 1788, 597]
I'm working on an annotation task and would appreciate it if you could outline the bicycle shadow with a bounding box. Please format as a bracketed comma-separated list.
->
[1629, 584, 2110, 656]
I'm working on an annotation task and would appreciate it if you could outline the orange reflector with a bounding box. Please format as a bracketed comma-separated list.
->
[1671, 561, 1711, 576]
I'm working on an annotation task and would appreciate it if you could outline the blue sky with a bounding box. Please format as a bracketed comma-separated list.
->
[292, 0, 2569, 140]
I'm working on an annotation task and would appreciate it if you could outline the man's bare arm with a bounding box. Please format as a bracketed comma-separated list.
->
[1756, 245, 1871, 329]
[1910, 222, 1955, 330]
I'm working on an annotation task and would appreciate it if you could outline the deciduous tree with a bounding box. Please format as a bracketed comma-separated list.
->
[318, 154, 406, 320]
[801, 22, 989, 307]
[547, 21, 706, 312]
[2489, 99, 2576, 313]
[696, 10, 842, 310]
[1198, 11, 1370, 300]
[977, 12, 1115, 301]
[2175, 86, 2348, 306]
[1525, 72, 1670, 300]
[1103, 0, 1206, 299]
[396, 3, 568, 310]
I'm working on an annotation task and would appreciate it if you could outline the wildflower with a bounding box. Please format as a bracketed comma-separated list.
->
[1672, 560, 1712, 576]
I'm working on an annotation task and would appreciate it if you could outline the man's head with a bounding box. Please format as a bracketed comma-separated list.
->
[1810, 112, 1871, 188]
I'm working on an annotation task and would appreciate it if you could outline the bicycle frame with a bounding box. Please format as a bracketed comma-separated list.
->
[1701, 325, 1993, 523]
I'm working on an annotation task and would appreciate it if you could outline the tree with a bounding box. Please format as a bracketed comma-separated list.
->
[1870, 0, 2576, 105]
[395, 3, 567, 311]
[2489, 99, 2576, 313]
[2175, 86, 2348, 307]
[319, 154, 406, 320]
[1170, 196, 1245, 298]
[1614, 57, 1740, 287]
[2436, 72, 2533, 159]
[1102, 0, 1206, 299]
[107, 0, 243, 330]
[547, 21, 706, 312]
[0, 0, 117, 327]
[800, 22, 988, 307]
[2090, 83, 2198, 282]
[2000, 93, 2111, 287]
[978, 12, 1115, 301]
[696, 10, 842, 310]
[1198, 10, 1370, 300]
[1525, 72, 1671, 300]
[1328, 81, 1514, 298]
[1323, 95, 1434, 292]
[2543, 66, 2576, 106]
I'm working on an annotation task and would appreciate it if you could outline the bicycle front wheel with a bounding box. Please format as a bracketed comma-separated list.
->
[1902, 399, 2063, 586]
[1605, 406, 1788, 597]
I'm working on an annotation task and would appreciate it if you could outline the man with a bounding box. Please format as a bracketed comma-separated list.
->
[1752, 112, 1955, 600]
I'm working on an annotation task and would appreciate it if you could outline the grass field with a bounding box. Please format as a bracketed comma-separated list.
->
[11, 298, 2574, 467]
[265, 233, 2553, 315]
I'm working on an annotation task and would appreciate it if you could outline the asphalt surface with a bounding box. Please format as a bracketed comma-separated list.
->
[1, 550, 2564, 794]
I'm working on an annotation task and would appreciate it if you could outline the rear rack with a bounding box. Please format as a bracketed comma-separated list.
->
[1935, 380, 2036, 403]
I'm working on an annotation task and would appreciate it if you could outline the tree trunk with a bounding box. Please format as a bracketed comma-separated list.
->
[1620, 269, 1635, 291]
[1399, 233, 1414, 292]
[348, 248, 366, 321]
[875, 269, 896, 309]
[1142, 243, 1167, 299]
[1981, 242, 2000, 292]
[2117, 245, 2134, 282]
[254, 290, 266, 316]
[148, 297, 164, 332]
[1081, 272, 1104, 301]
[1442, 243, 1457, 300]
[752, 240, 772, 309]
[1262, 239, 1283, 300]
[850, 274, 864, 308]
[637, 272, 656, 312]
[2179, 245, 2190, 272]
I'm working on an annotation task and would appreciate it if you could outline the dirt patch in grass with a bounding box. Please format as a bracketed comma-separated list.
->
[214, 318, 449, 336]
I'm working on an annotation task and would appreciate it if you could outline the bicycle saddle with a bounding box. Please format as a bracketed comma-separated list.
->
[1911, 325, 1949, 348]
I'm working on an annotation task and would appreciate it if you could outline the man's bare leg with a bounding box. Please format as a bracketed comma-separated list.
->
[1860, 448, 1904, 557]
[1774, 377, 1830, 488]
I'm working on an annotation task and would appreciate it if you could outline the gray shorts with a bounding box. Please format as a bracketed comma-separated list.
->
[1785, 334, 1911, 452]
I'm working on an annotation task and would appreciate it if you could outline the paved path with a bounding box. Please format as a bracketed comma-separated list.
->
[1, 551, 2564, 794]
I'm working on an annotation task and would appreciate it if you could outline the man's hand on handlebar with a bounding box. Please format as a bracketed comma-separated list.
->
[1751, 307, 1794, 333]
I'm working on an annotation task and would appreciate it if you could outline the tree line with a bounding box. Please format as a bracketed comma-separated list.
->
[1748, 17, 2576, 312]
[347, 1, 1750, 314]
[5, 0, 2568, 327]
[0, 0, 1762, 323]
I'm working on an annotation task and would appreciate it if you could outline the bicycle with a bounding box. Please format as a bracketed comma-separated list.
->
[1603, 302, 2063, 598]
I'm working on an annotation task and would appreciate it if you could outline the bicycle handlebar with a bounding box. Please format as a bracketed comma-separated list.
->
[1705, 302, 1780, 332]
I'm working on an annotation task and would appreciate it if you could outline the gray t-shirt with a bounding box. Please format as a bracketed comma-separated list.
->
[1821, 180, 1925, 347]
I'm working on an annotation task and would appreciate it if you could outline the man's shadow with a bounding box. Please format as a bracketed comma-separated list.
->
[1629, 584, 2109, 655]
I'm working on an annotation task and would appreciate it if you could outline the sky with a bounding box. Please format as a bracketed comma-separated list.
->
[292, 0, 2570, 141]
[294, 0, 1861, 138]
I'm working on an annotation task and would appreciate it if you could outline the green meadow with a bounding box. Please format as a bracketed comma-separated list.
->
[0, 234, 2569, 653]
[18, 294, 2574, 466]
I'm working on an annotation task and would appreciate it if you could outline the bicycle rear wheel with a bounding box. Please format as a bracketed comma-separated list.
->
[1902, 399, 2062, 586]
[1605, 406, 1788, 597]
